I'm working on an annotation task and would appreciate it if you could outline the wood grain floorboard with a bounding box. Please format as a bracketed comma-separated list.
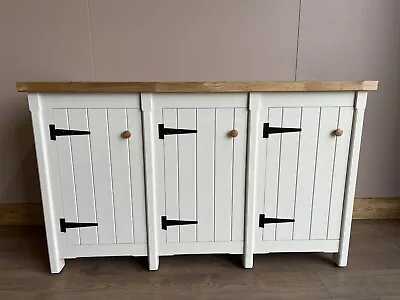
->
[0, 220, 399, 299]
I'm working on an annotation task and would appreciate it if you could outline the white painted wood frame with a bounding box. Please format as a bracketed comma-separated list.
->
[334, 92, 367, 267]
[26, 89, 372, 273]
[243, 92, 260, 268]
[140, 93, 160, 270]
[29, 94, 65, 273]
[253, 92, 355, 256]
[152, 94, 248, 257]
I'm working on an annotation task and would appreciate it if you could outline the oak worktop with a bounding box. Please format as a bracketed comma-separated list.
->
[17, 81, 378, 93]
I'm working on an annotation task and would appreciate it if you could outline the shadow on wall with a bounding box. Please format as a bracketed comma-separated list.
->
[0, 109, 41, 204]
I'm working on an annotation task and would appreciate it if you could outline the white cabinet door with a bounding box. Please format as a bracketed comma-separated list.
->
[254, 93, 354, 254]
[152, 94, 248, 255]
[42, 94, 147, 258]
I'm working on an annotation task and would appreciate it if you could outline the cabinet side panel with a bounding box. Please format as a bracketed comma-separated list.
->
[163, 109, 180, 243]
[263, 108, 283, 241]
[30, 95, 65, 273]
[231, 108, 248, 241]
[87, 109, 116, 244]
[196, 109, 216, 242]
[177, 109, 197, 242]
[214, 109, 234, 242]
[292, 108, 320, 240]
[275, 108, 301, 240]
[127, 108, 147, 244]
[53, 109, 80, 245]
[310, 107, 339, 239]
[335, 92, 367, 267]
[68, 109, 98, 245]
[328, 107, 353, 240]
[107, 109, 134, 244]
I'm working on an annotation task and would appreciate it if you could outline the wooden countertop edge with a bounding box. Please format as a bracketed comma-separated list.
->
[16, 81, 379, 93]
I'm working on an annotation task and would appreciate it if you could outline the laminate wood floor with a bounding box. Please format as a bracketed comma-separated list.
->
[0, 220, 399, 299]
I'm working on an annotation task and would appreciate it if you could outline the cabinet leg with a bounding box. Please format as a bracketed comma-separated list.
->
[333, 252, 348, 267]
[148, 256, 159, 271]
[49, 258, 65, 274]
[242, 253, 254, 269]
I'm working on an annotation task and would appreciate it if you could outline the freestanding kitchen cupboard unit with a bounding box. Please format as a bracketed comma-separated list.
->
[17, 81, 378, 273]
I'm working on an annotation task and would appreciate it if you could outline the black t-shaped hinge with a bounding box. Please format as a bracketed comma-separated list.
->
[259, 214, 295, 228]
[49, 124, 90, 141]
[161, 216, 198, 230]
[60, 218, 98, 233]
[263, 123, 301, 139]
[158, 124, 197, 139]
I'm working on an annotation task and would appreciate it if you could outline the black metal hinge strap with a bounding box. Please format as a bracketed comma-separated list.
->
[49, 124, 90, 141]
[263, 123, 302, 139]
[60, 218, 98, 233]
[259, 214, 295, 228]
[161, 216, 198, 230]
[158, 124, 197, 139]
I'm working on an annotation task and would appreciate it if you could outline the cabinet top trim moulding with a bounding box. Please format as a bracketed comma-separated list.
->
[17, 81, 378, 93]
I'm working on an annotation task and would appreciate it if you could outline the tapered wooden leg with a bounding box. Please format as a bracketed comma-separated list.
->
[334, 249, 348, 267]
[243, 253, 254, 269]
[50, 258, 65, 274]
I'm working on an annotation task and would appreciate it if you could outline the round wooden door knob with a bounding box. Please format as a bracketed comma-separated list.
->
[229, 129, 239, 138]
[121, 130, 131, 139]
[333, 129, 343, 137]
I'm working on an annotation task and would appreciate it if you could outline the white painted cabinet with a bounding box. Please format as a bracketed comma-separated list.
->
[31, 94, 147, 264]
[151, 94, 248, 255]
[23, 82, 375, 273]
[254, 93, 354, 254]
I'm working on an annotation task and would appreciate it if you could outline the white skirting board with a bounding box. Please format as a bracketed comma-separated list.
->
[64, 243, 147, 259]
[62, 240, 339, 259]
[255, 240, 339, 254]
[160, 242, 244, 256]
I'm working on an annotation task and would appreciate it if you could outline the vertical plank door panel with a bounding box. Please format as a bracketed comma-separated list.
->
[263, 108, 283, 241]
[196, 109, 216, 242]
[293, 108, 320, 240]
[107, 109, 134, 244]
[310, 107, 339, 239]
[53, 109, 80, 245]
[68, 109, 98, 245]
[275, 108, 301, 240]
[163, 109, 180, 243]
[177, 109, 197, 242]
[214, 109, 234, 242]
[87, 109, 116, 244]
[231, 108, 248, 241]
[127, 108, 147, 244]
[328, 107, 353, 240]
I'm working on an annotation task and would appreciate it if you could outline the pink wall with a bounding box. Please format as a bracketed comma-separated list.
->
[0, 0, 399, 203]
